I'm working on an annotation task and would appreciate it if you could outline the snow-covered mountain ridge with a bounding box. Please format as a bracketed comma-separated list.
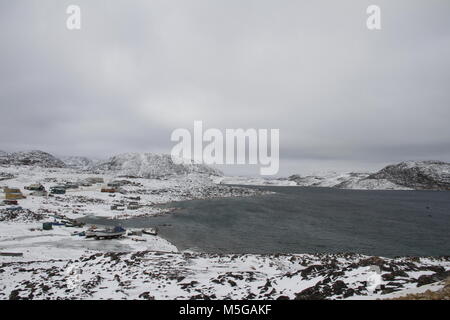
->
[92, 152, 222, 178]
[367, 161, 450, 190]
[220, 161, 450, 191]
[1, 150, 222, 178]
[2, 150, 448, 190]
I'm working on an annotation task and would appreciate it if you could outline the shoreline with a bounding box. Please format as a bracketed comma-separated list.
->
[1, 166, 449, 300]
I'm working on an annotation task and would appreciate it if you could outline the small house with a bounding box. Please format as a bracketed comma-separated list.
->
[107, 181, 122, 188]
[110, 205, 125, 211]
[86, 177, 104, 184]
[127, 201, 141, 210]
[3, 187, 26, 200]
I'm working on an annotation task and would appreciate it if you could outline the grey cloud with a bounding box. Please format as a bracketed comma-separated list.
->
[1, 0, 449, 175]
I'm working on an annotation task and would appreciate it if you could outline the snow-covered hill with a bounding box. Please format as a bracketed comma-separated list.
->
[0, 150, 66, 168]
[367, 161, 450, 190]
[334, 177, 410, 190]
[92, 152, 222, 178]
[2, 151, 448, 190]
[286, 172, 409, 190]
[218, 172, 405, 190]
[283, 161, 450, 190]
[1, 151, 222, 178]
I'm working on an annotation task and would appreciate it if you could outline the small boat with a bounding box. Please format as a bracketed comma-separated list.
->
[86, 226, 126, 239]
[127, 230, 143, 236]
[72, 231, 86, 237]
[6, 206, 23, 211]
[142, 228, 158, 236]
[85, 229, 103, 238]
[0, 252, 23, 257]
[64, 220, 84, 228]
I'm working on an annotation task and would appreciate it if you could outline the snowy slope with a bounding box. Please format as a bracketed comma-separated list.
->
[335, 178, 411, 190]
[368, 161, 450, 190]
[218, 173, 410, 190]
[218, 172, 407, 190]
[61, 156, 94, 170]
[288, 172, 371, 188]
[93, 153, 222, 178]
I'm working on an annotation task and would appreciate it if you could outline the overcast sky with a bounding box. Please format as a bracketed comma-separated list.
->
[1, 0, 449, 175]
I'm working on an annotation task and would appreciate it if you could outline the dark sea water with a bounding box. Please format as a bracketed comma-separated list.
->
[81, 186, 450, 257]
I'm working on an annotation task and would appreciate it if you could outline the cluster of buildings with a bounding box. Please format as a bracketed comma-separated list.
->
[2, 177, 146, 213]
[100, 180, 131, 194]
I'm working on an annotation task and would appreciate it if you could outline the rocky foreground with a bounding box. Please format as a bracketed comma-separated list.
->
[1, 251, 449, 300]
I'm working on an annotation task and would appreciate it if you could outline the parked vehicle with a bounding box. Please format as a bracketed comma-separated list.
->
[5, 206, 23, 211]
[3, 200, 18, 205]
[24, 184, 45, 191]
[85, 177, 104, 184]
[31, 190, 48, 197]
[50, 187, 66, 195]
